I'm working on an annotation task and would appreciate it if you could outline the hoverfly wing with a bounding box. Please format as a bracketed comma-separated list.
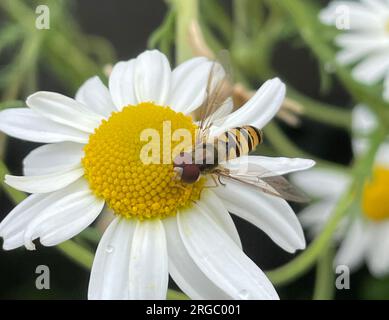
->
[215, 166, 310, 203]
[197, 50, 234, 144]
[259, 175, 310, 203]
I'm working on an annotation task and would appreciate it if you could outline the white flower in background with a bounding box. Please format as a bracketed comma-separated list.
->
[320, 0, 389, 101]
[292, 105, 389, 277]
[0, 50, 314, 300]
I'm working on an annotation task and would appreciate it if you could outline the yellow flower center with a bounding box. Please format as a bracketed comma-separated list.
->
[362, 165, 389, 221]
[82, 102, 204, 220]
[386, 19, 389, 33]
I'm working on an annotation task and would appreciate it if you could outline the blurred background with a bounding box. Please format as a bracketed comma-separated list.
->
[0, 0, 385, 299]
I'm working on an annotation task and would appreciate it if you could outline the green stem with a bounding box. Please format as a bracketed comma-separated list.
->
[200, 0, 232, 44]
[167, 289, 189, 300]
[3, 32, 43, 99]
[233, 0, 250, 42]
[57, 240, 94, 269]
[267, 127, 386, 285]
[148, 8, 176, 55]
[267, 190, 352, 285]
[169, 0, 198, 64]
[265, 122, 348, 173]
[313, 246, 335, 300]
[288, 89, 351, 131]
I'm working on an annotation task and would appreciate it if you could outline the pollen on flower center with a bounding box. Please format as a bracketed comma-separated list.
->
[82, 102, 204, 220]
[362, 165, 389, 221]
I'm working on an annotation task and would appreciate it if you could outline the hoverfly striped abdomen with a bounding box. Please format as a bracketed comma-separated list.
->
[216, 125, 263, 162]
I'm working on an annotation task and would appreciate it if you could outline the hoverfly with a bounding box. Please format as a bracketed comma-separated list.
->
[173, 54, 308, 203]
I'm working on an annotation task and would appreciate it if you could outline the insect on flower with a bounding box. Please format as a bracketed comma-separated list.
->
[173, 54, 309, 203]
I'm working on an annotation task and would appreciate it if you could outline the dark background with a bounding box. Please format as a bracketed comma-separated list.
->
[0, 0, 370, 299]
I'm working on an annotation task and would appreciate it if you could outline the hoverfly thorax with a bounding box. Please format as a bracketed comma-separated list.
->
[173, 143, 218, 184]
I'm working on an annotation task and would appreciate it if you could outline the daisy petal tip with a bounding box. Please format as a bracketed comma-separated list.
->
[297, 237, 307, 251]
[285, 236, 306, 254]
[271, 78, 286, 97]
[24, 241, 36, 251]
[304, 159, 316, 170]
[25, 92, 38, 103]
[26, 91, 50, 106]
[4, 174, 13, 185]
[3, 175, 20, 190]
[2, 242, 14, 251]
[268, 77, 285, 88]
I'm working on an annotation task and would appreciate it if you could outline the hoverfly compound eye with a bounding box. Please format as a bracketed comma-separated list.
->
[181, 164, 201, 184]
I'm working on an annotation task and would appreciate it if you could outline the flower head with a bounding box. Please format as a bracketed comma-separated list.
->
[0, 50, 314, 299]
[320, 0, 389, 101]
[292, 105, 389, 277]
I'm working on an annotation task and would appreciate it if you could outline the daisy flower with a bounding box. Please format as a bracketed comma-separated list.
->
[320, 0, 389, 101]
[0, 50, 314, 300]
[292, 105, 389, 277]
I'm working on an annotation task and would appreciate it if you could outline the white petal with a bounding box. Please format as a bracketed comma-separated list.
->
[5, 168, 84, 194]
[352, 101, 377, 155]
[351, 52, 389, 85]
[88, 217, 136, 300]
[352, 104, 378, 137]
[129, 219, 168, 300]
[39, 197, 104, 247]
[0, 193, 48, 250]
[27, 92, 103, 133]
[23, 142, 84, 176]
[214, 180, 305, 253]
[298, 200, 336, 229]
[0, 180, 103, 250]
[335, 34, 389, 65]
[178, 204, 279, 300]
[225, 156, 315, 177]
[133, 50, 171, 105]
[366, 221, 389, 277]
[320, 1, 383, 30]
[109, 59, 137, 109]
[212, 78, 285, 135]
[22, 179, 103, 249]
[197, 189, 242, 248]
[376, 142, 389, 166]
[291, 168, 350, 199]
[168, 57, 214, 113]
[0, 108, 89, 143]
[75, 76, 116, 118]
[298, 199, 338, 239]
[361, 0, 389, 14]
[335, 217, 370, 271]
[164, 215, 231, 300]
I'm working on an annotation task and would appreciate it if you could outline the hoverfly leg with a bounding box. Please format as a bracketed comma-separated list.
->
[203, 174, 220, 189]
[217, 174, 226, 186]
